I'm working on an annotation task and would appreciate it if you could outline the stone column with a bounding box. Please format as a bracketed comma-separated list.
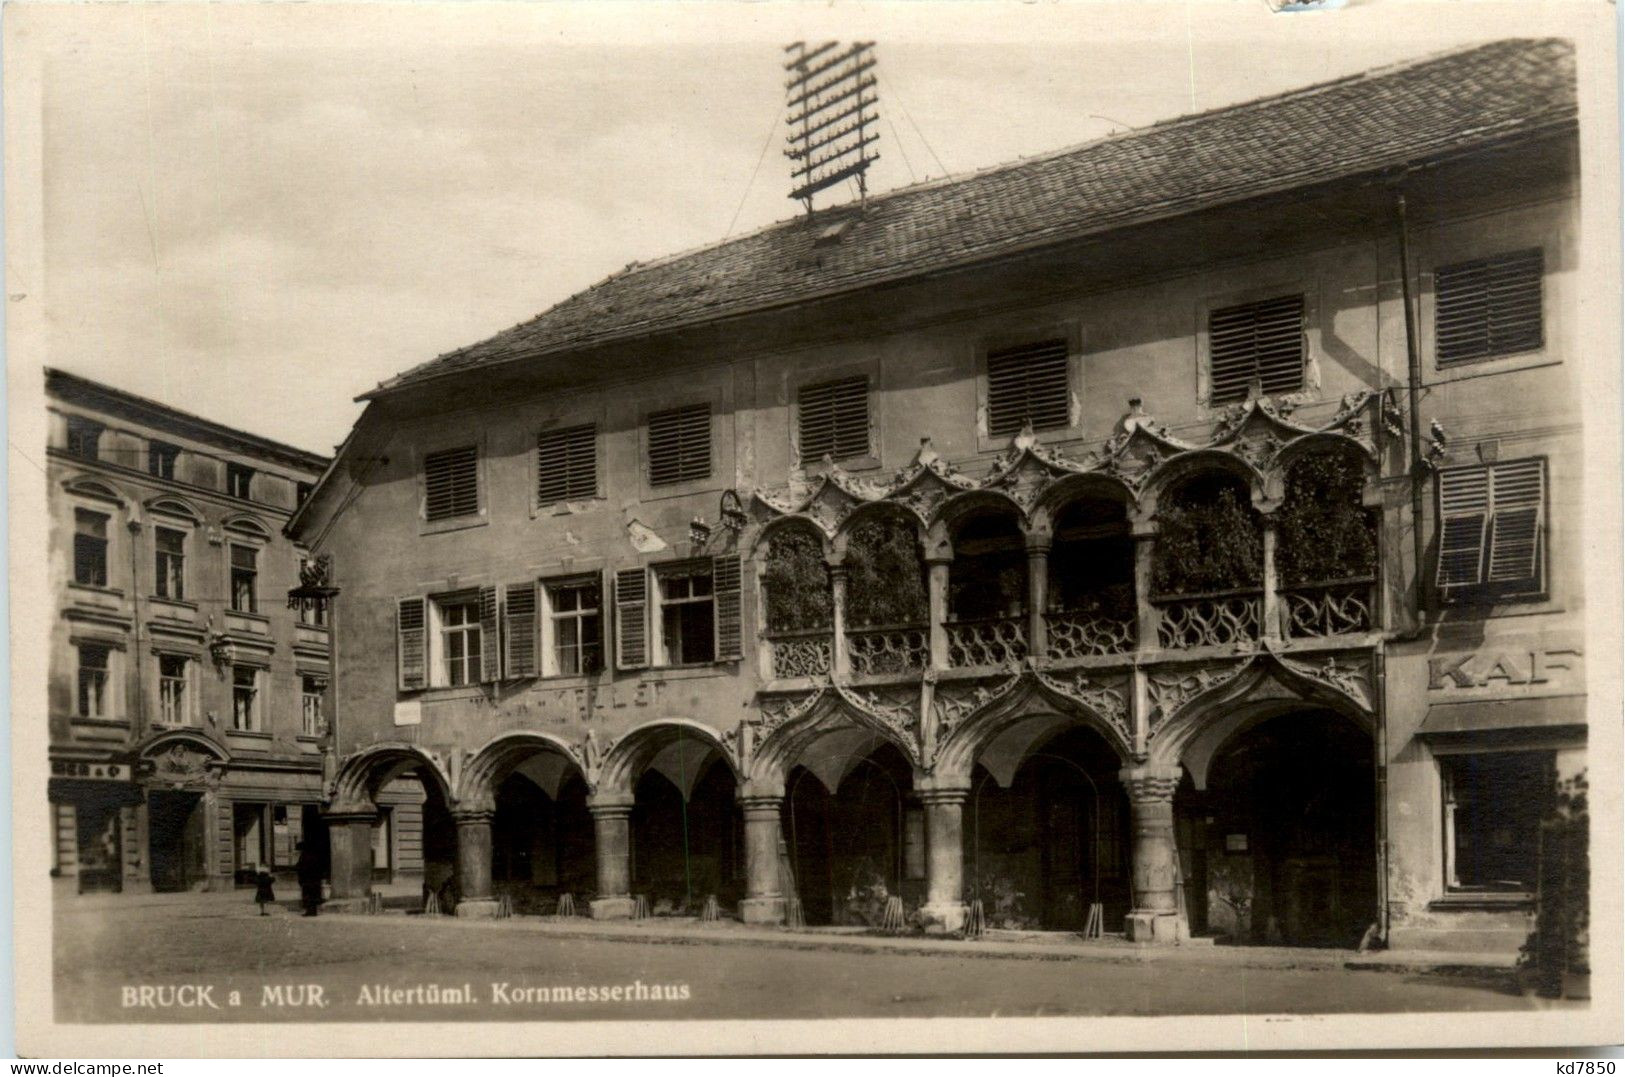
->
[587, 794, 635, 919]
[324, 812, 376, 900]
[926, 554, 952, 669]
[737, 795, 786, 924]
[828, 559, 851, 680]
[453, 810, 497, 918]
[1259, 509, 1283, 642]
[1132, 523, 1160, 652]
[918, 787, 970, 934]
[1025, 531, 1051, 659]
[1120, 764, 1187, 944]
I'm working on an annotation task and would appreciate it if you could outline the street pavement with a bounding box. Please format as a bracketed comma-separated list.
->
[53, 892, 1568, 1024]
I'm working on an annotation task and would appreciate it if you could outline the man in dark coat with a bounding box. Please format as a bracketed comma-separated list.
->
[295, 841, 323, 917]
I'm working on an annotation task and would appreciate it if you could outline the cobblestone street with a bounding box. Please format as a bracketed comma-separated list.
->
[51, 893, 1568, 1024]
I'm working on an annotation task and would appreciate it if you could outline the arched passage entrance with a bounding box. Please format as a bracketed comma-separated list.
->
[1184, 708, 1376, 946]
[461, 736, 595, 915]
[327, 745, 454, 902]
[785, 738, 915, 926]
[968, 725, 1130, 932]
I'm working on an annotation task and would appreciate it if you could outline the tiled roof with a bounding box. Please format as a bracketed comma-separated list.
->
[370, 38, 1576, 397]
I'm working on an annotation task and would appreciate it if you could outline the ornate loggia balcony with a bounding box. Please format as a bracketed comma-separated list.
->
[1283, 578, 1375, 639]
[946, 615, 1028, 668]
[847, 623, 930, 676]
[766, 629, 834, 679]
[1153, 588, 1263, 649]
[1045, 609, 1136, 658]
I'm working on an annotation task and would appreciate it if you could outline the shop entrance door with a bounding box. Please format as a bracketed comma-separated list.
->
[148, 791, 207, 892]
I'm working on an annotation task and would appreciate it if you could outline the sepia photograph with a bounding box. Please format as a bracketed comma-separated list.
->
[6, 0, 1620, 1057]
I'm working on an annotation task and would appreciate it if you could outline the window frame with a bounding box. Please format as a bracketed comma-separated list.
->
[228, 542, 259, 614]
[1435, 456, 1548, 604]
[1438, 749, 1554, 897]
[540, 574, 606, 678]
[155, 652, 195, 726]
[416, 435, 489, 535]
[429, 592, 485, 689]
[534, 423, 602, 510]
[230, 665, 263, 732]
[1195, 281, 1324, 412]
[225, 463, 255, 501]
[1432, 247, 1545, 369]
[148, 441, 180, 480]
[154, 525, 187, 602]
[76, 642, 112, 719]
[65, 416, 104, 461]
[652, 560, 718, 668]
[72, 507, 111, 589]
[794, 374, 873, 467]
[974, 321, 1083, 453]
[300, 675, 326, 736]
[645, 402, 714, 489]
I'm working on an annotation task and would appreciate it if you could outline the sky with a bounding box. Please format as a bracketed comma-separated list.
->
[25, 1, 1556, 456]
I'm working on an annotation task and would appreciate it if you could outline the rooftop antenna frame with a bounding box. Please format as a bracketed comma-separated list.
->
[784, 41, 880, 216]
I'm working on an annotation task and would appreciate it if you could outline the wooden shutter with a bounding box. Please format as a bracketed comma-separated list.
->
[537, 424, 597, 505]
[503, 582, 539, 678]
[798, 376, 870, 461]
[614, 568, 649, 670]
[478, 584, 502, 683]
[397, 597, 427, 691]
[1435, 249, 1543, 365]
[986, 338, 1070, 437]
[1208, 295, 1305, 404]
[1486, 459, 1544, 588]
[713, 555, 743, 661]
[1437, 466, 1490, 589]
[423, 446, 479, 521]
[647, 403, 712, 486]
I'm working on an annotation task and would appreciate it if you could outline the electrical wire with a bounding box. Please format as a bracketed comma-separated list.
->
[878, 67, 948, 179]
[726, 103, 783, 238]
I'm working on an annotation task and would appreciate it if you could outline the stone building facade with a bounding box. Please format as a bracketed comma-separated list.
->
[46, 369, 330, 896]
[290, 40, 1585, 952]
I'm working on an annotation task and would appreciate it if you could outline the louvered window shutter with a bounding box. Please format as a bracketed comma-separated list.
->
[647, 404, 712, 486]
[476, 585, 502, 682]
[1207, 295, 1306, 405]
[713, 555, 743, 661]
[397, 597, 427, 691]
[1437, 467, 1490, 590]
[503, 582, 539, 678]
[614, 568, 649, 670]
[537, 424, 597, 505]
[986, 339, 1070, 437]
[798, 376, 870, 461]
[1435, 249, 1543, 365]
[424, 446, 479, 521]
[1486, 459, 1544, 590]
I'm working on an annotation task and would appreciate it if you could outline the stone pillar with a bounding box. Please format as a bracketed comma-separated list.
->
[1133, 525, 1160, 652]
[1120, 764, 1187, 944]
[918, 787, 969, 934]
[828, 559, 851, 680]
[1025, 531, 1051, 659]
[588, 794, 635, 919]
[453, 810, 497, 918]
[324, 812, 376, 900]
[738, 795, 786, 924]
[926, 555, 952, 669]
[1260, 510, 1283, 642]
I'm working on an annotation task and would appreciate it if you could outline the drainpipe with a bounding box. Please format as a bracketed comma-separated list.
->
[1373, 650, 1390, 945]
[1395, 192, 1429, 622]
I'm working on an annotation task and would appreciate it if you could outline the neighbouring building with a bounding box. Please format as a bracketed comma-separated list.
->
[46, 369, 331, 896]
[289, 39, 1584, 954]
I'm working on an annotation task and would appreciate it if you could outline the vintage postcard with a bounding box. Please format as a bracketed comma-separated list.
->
[7, 0, 1621, 1057]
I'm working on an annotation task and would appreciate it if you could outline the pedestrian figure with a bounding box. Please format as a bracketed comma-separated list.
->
[295, 840, 323, 918]
[253, 864, 276, 916]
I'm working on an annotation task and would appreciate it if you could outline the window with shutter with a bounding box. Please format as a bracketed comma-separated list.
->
[614, 568, 649, 670]
[1436, 458, 1545, 600]
[1435, 249, 1543, 366]
[647, 404, 712, 486]
[798, 376, 870, 461]
[1207, 294, 1306, 405]
[713, 555, 743, 661]
[478, 585, 502, 683]
[986, 338, 1070, 437]
[397, 597, 427, 690]
[503, 582, 539, 678]
[537, 424, 597, 505]
[423, 446, 480, 521]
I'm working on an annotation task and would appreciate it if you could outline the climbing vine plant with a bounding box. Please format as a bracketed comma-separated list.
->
[762, 526, 833, 633]
[1152, 475, 1263, 595]
[844, 514, 930, 627]
[1276, 449, 1377, 587]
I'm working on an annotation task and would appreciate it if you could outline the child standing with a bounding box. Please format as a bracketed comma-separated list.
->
[253, 864, 276, 916]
